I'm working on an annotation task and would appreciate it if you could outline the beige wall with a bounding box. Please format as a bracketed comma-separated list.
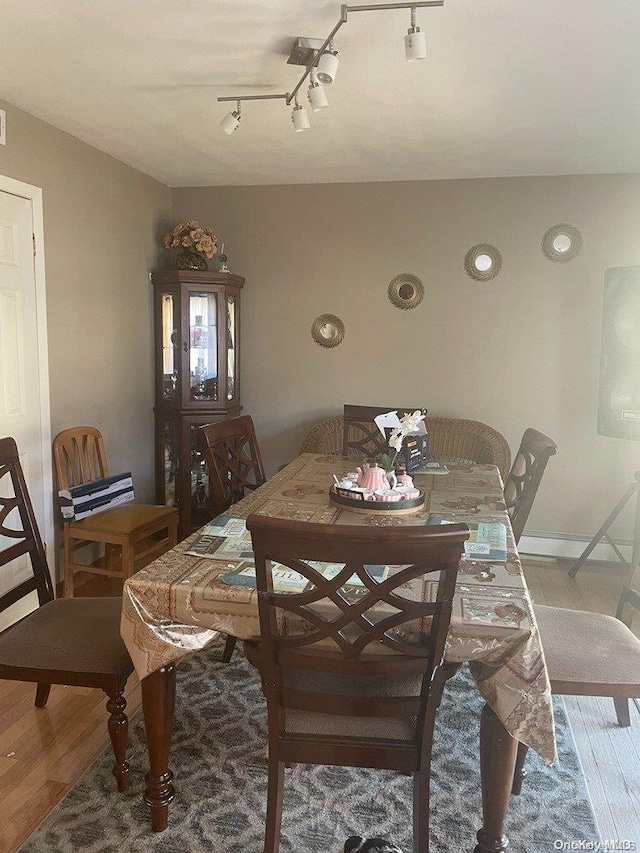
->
[174, 175, 640, 538]
[2, 98, 638, 543]
[0, 100, 171, 504]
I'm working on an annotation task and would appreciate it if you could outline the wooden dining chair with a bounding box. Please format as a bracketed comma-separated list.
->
[0, 436, 135, 792]
[341, 406, 512, 478]
[200, 415, 266, 517]
[512, 563, 640, 795]
[244, 514, 469, 853]
[503, 428, 557, 544]
[200, 415, 266, 662]
[53, 427, 178, 597]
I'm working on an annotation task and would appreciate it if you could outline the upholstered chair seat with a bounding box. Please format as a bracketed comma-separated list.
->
[0, 597, 132, 677]
[535, 604, 640, 692]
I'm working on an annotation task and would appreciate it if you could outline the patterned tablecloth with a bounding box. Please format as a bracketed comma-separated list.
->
[121, 454, 556, 764]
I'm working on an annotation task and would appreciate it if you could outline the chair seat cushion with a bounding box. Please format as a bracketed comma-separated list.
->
[0, 597, 133, 678]
[286, 668, 420, 740]
[70, 504, 176, 535]
[535, 604, 640, 692]
[244, 642, 420, 741]
[286, 707, 416, 741]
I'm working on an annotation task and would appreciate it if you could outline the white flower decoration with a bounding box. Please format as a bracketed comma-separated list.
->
[385, 410, 426, 458]
[401, 409, 425, 433]
[389, 429, 403, 452]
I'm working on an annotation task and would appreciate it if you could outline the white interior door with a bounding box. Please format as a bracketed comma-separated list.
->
[0, 187, 52, 627]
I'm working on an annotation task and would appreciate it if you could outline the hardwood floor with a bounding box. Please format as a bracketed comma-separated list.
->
[0, 562, 637, 852]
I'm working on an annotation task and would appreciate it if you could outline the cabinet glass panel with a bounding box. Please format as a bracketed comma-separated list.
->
[189, 292, 218, 401]
[162, 421, 178, 506]
[161, 294, 178, 400]
[190, 423, 214, 528]
[227, 294, 236, 401]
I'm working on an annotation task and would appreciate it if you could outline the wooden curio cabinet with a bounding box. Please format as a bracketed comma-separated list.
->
[151, 270, 244, 539]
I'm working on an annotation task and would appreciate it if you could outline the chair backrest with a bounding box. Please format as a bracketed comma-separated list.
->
[425, 416, 511, 478]
[343, 404, 420, 460]
[52, 426, 109, 491]
[299, 415, 345, 457]
[503, 428, 557, 544]
[200, 416, 266, 516]
[616, 558, 640, 627]
[0, 437, 54, 613]
[246, 514, 468, 746]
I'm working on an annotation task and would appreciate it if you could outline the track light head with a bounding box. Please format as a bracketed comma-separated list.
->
[405, 8, 427, 60]
[405, 26, 427, 60]
[307, 73, 328, 111]
[291, 99, 310, 131]
[316, 49, 339, 84]
[220, 101, 242, 134]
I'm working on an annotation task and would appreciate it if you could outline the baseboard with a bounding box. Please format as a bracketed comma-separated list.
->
[518, 529, 632, 563]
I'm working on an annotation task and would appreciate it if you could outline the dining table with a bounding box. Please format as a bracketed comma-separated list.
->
[120, 453, 557, 852]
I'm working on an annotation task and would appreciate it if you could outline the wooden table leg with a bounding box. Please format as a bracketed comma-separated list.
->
[474, 702, 518, 853]
[141, 663, 176, 832]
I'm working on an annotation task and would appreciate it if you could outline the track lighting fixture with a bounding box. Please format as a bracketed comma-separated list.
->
[218, 1, 444, 136]
[316, 39, 339, 85]
[220, 100, 241, 135]
[291, 98, 310, 131]
[307, 70, 329, 111]
[405, 6, 427, 61]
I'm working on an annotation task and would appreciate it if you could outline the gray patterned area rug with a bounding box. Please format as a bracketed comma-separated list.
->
[21, 638, 598, 853]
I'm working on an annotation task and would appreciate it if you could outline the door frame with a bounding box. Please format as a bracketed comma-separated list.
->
[0, 174, 54, 562]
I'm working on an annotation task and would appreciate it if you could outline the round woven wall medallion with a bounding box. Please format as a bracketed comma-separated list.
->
[541, 224, 582, 263]
[311, 314, 345, 348]
[464, 244, 502, 281]
[388, 273, 424, 310]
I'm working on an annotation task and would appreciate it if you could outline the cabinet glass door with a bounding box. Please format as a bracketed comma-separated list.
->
[162, 421, 178, 506]
[161, 294, 178, 400]
[189, 422, 213, 529]
[226, 294, 237, 401]
[189, 292, 218, 402]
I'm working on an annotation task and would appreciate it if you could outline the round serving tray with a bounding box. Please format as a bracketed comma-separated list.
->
[329, 486, 425, 515]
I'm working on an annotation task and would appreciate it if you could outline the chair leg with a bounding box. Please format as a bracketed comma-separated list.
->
[105, 543, 119, 574]
[121, 540, 135, 581]
[264, 756, 285, 853]
[63, 527, 74, 598]
[221, 634, 237, 663]
[511, 741, 529, 795]
[35, 683, 51, 707]
[614, 697, 631, 727]
[105, 689, 130, 792]
[168, 517, 178, 548]
[413, 766, 431, 853]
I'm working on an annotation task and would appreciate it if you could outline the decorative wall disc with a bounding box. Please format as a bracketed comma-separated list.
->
[388, 273, 424, 310]
[311, 313, 345, 348]
[464, 244, 503, 281]
[541, 224, 582, 263]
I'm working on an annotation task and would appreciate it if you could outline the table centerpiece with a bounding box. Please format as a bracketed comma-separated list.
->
[329, 410, 426, 514]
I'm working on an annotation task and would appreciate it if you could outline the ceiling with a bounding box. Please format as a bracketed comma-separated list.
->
[1, 0, 639, 187]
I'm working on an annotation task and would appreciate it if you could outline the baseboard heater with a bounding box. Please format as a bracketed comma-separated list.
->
[518, 529, 632, 563]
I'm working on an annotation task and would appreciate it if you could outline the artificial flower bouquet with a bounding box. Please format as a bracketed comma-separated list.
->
[163, 220, 218, 259]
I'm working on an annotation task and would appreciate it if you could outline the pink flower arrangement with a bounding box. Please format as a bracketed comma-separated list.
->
[163, 220, 218, 260]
